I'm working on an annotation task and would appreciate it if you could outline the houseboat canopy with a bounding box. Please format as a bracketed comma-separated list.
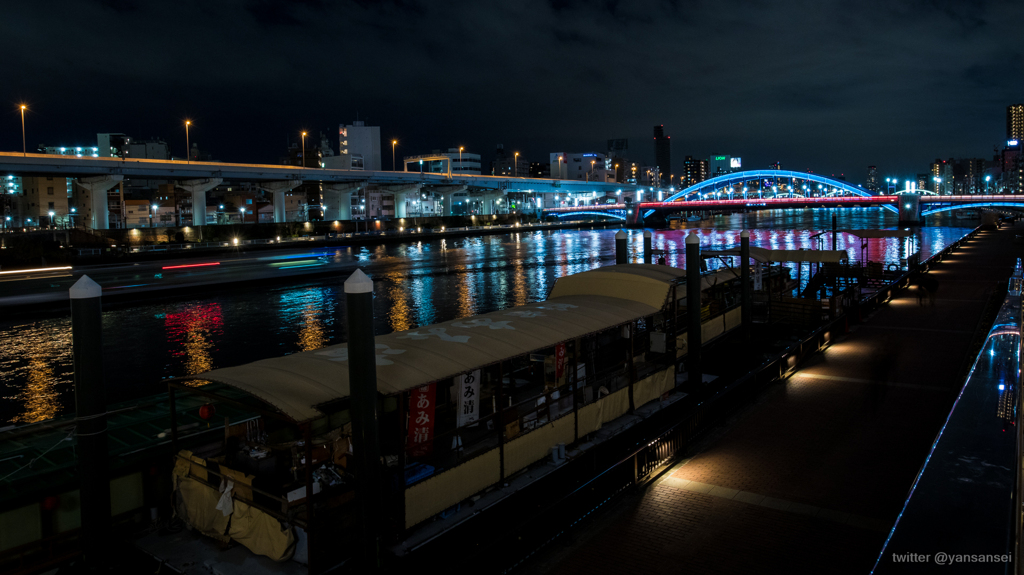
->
[191, 265, 683, 423]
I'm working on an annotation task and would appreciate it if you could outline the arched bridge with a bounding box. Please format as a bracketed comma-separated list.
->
[542, 170, 1024, 224]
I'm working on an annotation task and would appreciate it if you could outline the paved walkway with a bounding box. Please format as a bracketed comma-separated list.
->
[535, 225, 1019, 574]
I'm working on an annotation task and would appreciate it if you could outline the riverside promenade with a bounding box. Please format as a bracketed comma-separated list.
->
[533, 223, 1019, 574]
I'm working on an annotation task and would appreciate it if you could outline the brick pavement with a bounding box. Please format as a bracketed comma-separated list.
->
[537, 225, 1020, 575]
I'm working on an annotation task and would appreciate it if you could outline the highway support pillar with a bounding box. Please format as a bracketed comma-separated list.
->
[177, 178, 223, 227]
[322, 183, 363, 221]
[73, 175, 123, 230]
[615, 230, 627, 264]
[898, 194, 922, 226]
[686, 232, 702, 387]
[345, 269, 382, 572]
[741, 230, 752, 342]
[476, 191, 504, 215]
[432, 185, 467, 216]
[70, 276, 111, 568]
[643, 229, 653, 264]
[379, 184, 422, 218]
[259, 180, 303, 223]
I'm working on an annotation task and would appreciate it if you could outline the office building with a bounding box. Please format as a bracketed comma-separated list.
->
[653, 126, 670, 186]
[866, 166, 879, 192]
[709, 155, 740, 178]
[330, 121, 381, 171]
[682, 156, 709, 187]
[549, 152, 611, 182]
[1008, 104, 1024, 142]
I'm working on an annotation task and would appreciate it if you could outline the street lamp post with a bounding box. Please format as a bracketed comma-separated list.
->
[458, 147, 464, 174]
[514, 152, 519, 177]
[151, 204, 158, 228]
[301, 132, 307, 168]
[239, 207, 246, 223]
[19, 105, 27, 156]
[392, 140, 398, 171]
[185, 121, 191, 163]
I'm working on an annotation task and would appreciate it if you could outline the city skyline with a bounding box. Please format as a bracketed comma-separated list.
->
[3, 1, 1023, 181]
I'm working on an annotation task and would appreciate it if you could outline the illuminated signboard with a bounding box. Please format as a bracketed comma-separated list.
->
[714, 156, 728, 161]
[1010, 140, 1020, 147]
[730, 158, 742, 169]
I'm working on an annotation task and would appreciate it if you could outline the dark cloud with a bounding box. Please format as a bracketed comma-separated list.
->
[2, 0, 1023, 181]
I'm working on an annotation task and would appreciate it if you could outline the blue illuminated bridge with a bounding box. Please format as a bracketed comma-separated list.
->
[543, 170, 1024, 224]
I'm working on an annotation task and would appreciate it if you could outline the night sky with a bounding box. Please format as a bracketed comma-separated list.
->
[4, 0, 1023, 184]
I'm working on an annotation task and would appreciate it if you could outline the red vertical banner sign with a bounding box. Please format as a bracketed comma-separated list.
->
[408, 383, 436, 457]
[555, 343, 567, 380]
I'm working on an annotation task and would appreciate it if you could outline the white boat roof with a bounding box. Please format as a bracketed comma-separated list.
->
[193, 265, 678, 423]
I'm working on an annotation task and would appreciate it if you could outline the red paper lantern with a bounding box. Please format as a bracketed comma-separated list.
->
[199, 404, 216, 420]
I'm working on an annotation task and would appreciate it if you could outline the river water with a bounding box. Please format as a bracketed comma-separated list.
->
[0, 208, 975, 424]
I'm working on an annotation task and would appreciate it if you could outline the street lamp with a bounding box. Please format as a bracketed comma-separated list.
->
[459, 146, 464, 173]
[151, 204, 159, 227]
[184, 120, 191, 163]
[48, 210, 55, 228]
[19, 105, 27, 155]
[239, 207, 246, 223]
[392, 139, 398, 171]
[514, 152, 519, 177]
[300, 132, 307, 168]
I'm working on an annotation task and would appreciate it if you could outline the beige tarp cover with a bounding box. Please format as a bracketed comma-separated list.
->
[703, 247, 848, 263]
[196, 293, 658, 422]
[229, 500, 297, 562]
[195, 265, 681, 423]
[546, 264, 686, 308]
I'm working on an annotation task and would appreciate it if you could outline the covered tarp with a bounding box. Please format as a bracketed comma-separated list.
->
[229, 500, 297, 562]
[173, 476, 230, 542]
[195, 292, 659, 423]
[703, 247, 847, 263]
[547, 264, 686, 308]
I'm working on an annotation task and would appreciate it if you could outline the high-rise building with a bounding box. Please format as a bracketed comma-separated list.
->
[866, 166, 879, 192]
[1002, 141, 1022, 194]
[653, 126, 670, 186]
[1008, 104, 1024, 142]
[682, 156, 708, 187]
[332, 121, 381, 171]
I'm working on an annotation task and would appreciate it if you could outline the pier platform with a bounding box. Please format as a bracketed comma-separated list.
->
[531, 223, 1019, 574]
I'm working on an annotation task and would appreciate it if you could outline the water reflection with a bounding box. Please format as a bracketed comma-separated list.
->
[0, 322, 72, 423]
[0, 208, 977, 423]
[165, 303, 223, 375]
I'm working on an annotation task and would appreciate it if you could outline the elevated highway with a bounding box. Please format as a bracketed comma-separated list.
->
[0, 152, 633, 228]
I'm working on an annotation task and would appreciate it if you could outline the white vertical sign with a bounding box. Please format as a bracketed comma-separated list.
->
[456, 370, 480, 427]
[754, 261, 763, 291]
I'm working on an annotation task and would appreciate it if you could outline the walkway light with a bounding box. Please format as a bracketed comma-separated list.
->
[185, 120, 191, 163]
